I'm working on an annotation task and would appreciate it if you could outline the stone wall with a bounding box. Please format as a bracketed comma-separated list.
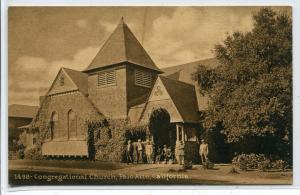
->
[41, 91, 101, 141]
[35, 90, 102, 156]
[88, 66, 127, 119]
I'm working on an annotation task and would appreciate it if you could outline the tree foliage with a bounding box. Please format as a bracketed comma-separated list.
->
[192, 65, 217, 94]
[194, 8, 292, 162]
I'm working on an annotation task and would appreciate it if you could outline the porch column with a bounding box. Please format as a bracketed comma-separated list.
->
[181, 125, 185, 143]
[184, 127, 188, 141]
[176, 124, 180, 141]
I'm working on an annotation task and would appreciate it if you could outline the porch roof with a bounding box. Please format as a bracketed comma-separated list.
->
[159, 76, 200, 123]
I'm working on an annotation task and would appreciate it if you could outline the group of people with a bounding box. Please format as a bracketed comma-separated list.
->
[125, 139, 174, 164]
[125, 138, 209, 165]
[174, 139, 209, 165]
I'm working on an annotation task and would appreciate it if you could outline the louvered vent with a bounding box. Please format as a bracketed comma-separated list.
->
[135, 69, 152, 88]
[98, 70, 116, 86]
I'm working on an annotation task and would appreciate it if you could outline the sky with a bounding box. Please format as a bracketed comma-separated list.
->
[8, 6, 291, 106]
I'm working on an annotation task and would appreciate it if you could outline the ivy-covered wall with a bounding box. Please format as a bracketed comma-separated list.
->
[91, 119, 147, 162]
[28, 91, 103, 158]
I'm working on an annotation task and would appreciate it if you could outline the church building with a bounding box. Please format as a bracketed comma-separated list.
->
[30, 18, 208, 162]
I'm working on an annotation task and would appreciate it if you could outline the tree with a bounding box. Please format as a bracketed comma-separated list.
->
[194, 8, 292, 163]
[192, 65, 218, 95]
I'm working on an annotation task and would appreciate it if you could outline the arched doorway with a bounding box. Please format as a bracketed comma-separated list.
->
[148, 108, 172, 149]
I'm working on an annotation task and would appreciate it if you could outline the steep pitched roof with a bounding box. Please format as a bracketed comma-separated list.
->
[32, 68, 103, 127]
[47, 67, 88, 96]
[159, 76, 200, 123]
[84, 18, 161, 73]
[9, 104, 39, 118]
[63, 68, 88, 95]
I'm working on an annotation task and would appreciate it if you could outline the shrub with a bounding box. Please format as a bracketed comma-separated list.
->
[272, 160, 286, 170]
[87, 120, 107, 160]
[95, 141, 126, 162]
[94, 119, 130, 162]
[8, 151, 17, 160]
[257, 159, 272, 171]
[232, 153, 287, 172]
[24, 147, 44, 160]
[232, 153, 268, 171]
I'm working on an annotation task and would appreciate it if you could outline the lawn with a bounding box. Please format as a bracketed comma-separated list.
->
[9, 160, 292, 186]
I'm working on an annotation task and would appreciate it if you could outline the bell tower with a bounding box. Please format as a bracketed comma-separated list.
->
[83, 18, 162, 119]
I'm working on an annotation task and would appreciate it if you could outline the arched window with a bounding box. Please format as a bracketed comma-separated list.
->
[50, 111, 58, 140]
[68, 109, 77, 139]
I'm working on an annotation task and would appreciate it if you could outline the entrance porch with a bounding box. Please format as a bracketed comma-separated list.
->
[146, 122, 201, 164]
[175, 123, 200, 163]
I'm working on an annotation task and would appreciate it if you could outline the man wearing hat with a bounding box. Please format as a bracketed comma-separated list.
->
[145, 140, 153, 164]
[136, 139, 143, 163]
[126, 140, 134, 164]
[175, 141, 185, 165]
[199, 139, 209, 165]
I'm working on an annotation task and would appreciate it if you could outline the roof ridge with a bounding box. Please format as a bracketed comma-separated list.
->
[122, 21, 129, 62]
[84, 19, 161, 72]
[123, 22, 158, 70]
[86, 20, 125, 71]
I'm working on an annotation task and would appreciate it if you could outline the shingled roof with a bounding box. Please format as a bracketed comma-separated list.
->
[84, 18, 161, 73]
[63, 67, 88, 95]
[159, 76, 200, 123]
[161, 59, 218, 112]
[162, 58, 219, 84]
[9, 104, 39, 118]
